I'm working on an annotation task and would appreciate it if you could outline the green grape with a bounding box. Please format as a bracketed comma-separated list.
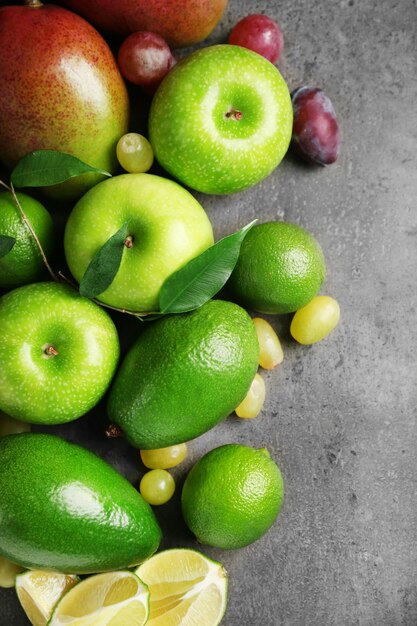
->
[290, 295, 340, 345]
[235, 373, 266, 419]
[253, 317, 284, 370]
[116, 132, 154, 173]
[140, 443, 188, 470]
[139, 469, 175, 505]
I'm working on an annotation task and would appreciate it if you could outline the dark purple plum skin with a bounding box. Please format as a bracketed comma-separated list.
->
[291, 87, 340, 165]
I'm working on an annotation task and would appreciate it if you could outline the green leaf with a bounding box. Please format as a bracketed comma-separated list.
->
[159, 220, 257, 314]
[79, 222, 130, 299]
[11, 150, 111, 188]
[0, 235, 15, 258]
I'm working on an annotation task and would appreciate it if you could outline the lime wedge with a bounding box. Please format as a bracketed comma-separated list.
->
[135, 548, 228, 626]
[48, 571, 149, 626]
[16, 570, 79, 626]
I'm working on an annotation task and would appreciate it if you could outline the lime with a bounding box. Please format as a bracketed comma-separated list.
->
[135, 548, 228, 626]
[227, 221, 326, 314]
[49, 571, 149, 626]
[16, 570, 79, 626]
[108, 300, 259, 449]
[181, 444, 284, 549]
[0, 191, 54, 289]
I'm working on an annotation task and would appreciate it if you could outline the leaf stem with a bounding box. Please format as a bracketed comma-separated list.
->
[91, 299, 155, 319]
[0, 179, 58, 281]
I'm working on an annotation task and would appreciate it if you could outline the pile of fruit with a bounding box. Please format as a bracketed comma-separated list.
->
[0, 1, 341, 624]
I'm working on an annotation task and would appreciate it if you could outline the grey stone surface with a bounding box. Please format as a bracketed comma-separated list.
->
[1, 0, 417, 624]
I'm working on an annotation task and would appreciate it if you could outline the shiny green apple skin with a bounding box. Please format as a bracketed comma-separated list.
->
[0, 282, 120, 424]
[149, 44, 293, 195]
[64, 173, 214, 312]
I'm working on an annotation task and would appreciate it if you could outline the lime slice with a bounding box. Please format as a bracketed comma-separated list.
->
[135, 548, 228, 626]
[16, 570, 79, 626]
[48, 571, 149, 626]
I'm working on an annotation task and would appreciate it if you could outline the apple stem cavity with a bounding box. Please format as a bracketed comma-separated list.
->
[124, 235, 134, 248]
[43, 344, 59, 358]
[225, 109, 243, 121]
[105, 424, 124, 439]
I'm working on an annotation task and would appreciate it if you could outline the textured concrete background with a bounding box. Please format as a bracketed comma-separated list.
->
[1, 0, 417, 624]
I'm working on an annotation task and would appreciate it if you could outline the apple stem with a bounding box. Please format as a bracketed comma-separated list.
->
[44, 344, 59, 357]
[24, 0, 43, 6]
[225, 109, 243, 121]
[124, 235, 134, 248]
[105, 424, 124, 439]
[0, 179, 58, 282]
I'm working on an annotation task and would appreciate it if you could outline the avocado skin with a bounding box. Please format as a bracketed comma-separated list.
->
[108, 300, 260, 449]
[0, 433, 162, 573]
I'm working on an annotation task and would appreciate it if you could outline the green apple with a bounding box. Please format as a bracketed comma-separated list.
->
[0, 282, 120, 424]
[64, 173, 214, 312]
[149, 44, 293, 195]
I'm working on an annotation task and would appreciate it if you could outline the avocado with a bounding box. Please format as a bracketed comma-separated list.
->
[108, 300, 260, 449]
[0, 433, 162, 573]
